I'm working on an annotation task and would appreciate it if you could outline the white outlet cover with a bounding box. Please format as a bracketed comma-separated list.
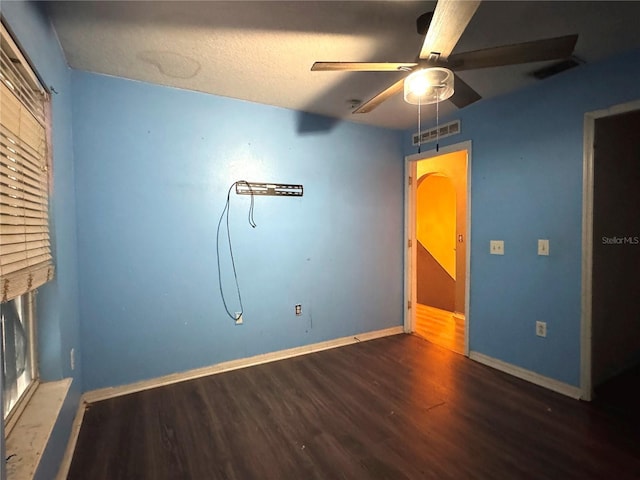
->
[538, 239, 550, 256]
[490, 240, 504, 255]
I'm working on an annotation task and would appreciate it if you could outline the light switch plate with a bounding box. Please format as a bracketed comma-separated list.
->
[538, 239, 550, 256]
[490, 240, 504, 255]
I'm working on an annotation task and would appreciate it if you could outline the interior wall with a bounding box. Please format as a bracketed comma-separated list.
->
[71, 71, 404, 391]
[416, 175, 456, 311]
[416, 151, 467, 314]
[404, 47, 640, 387]
[591, 109, 640, 386]
[1, 2, 82, 478]
[417, 175, 456, 279]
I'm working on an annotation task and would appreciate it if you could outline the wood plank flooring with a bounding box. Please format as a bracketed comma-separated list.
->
[415, 303, 465, 354]
[67, 334, 640, 479]
[593, 362, 640, 424]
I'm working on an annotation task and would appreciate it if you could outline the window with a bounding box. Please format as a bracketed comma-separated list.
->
[0, 21, 53, 423]
[1, 292, 36, 420]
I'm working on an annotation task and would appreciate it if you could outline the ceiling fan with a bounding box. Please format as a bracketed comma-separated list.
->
[311, 0, 578, 113]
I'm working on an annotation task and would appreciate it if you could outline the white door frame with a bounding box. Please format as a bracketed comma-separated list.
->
[580, 99, 640, 401]
[404, 140, 472, 356]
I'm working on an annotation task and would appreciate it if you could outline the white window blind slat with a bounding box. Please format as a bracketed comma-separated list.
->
[0, 240, 49, 255]
[0, 163, 46, 194]
[0, 84, 47, 153]
[0, 224, 49, 235]
[1, 248, 50, 268]
[0, 170, 46, 199]
[0, 156, 46, 186]
[0, 214, 49, 227]
[1, 126, 47, 168]
[0, 142, 47, 176]
[0, 175, 45, 203]
[2, 232, 50, 245]
[0, 142, 46, 179]
[0, 29, 53, 302]
[0, 195, 47, 214]
[0, 184, 47, 207]
[0, 49, 45, 125]
[0, 86, 47, 162]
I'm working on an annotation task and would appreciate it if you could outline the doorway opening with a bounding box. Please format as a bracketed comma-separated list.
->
[581, 101, 640, 407]
[404, 141, 471, 356]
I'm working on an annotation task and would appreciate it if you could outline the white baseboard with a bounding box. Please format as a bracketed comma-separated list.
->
[469, 351, 582, 400]
[84, 326, 403, 404]
[56, 326, 403, 478]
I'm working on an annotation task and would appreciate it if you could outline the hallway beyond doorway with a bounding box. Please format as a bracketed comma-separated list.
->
[415, 303, 465, 354]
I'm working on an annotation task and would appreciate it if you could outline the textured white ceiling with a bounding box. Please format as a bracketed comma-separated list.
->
[47, 1, 640, 130]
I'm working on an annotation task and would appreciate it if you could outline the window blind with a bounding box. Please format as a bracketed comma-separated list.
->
[0, 23, 54, 303]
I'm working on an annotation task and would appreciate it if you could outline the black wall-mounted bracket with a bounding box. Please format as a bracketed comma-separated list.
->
[235, 182, 303, 197]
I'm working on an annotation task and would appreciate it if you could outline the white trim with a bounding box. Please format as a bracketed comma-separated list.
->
[403, 160, 416, 334]
[404, 140, 472, 356]
[581, 112, 595, 401]
[580, 99, 640, 401]
[56, 395, 87, 480]
[464, 144, 472, 356]
[4, 380, 39, 438]
[83, 326, 404, 404]
[470, 351, 582, 400]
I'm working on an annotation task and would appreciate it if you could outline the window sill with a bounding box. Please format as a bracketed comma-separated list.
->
[6, 378, 72, 479]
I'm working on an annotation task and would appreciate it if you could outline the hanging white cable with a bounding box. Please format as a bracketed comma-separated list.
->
[418, 93, 422, 153]
[435, 89, 440, 152]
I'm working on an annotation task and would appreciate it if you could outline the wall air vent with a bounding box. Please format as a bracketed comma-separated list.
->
[412, 119, 461, 146]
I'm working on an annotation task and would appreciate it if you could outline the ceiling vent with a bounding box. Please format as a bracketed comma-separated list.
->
[412, 120, 461, 146]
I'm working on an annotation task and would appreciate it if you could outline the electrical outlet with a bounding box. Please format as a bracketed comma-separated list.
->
[295, 304, 302, 316]
[536, 321, 547, 338]
[70, 348, 75, 370]
[235, 312, 243, 325]
[490, 240, 504, 255]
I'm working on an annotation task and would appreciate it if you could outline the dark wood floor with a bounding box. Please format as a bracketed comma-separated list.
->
[67, 334, 640, 479]
[593, 362, 640, 424]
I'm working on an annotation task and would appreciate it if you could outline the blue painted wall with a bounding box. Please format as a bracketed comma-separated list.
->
[404, 48, 640, 386]
[6, 2, 636, 472]
[71, 71, 405, 391]
[1, 1, 82, 478]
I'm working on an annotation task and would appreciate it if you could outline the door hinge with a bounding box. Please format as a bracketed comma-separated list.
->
[408, 176, 413, 186]
[408, 300, 412, 310]
[408, 239, 412, 248]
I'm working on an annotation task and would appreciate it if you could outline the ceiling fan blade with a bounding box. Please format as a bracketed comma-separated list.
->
[311, 62, 417, 72]
[419, 0, 481, 61]
[450, 74, 482, 108]
[353, 78, 406, 114]
[447, 35, 578, 71]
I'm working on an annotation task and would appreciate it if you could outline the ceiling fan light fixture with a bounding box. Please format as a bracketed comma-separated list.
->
[403, 67, 454, 105]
